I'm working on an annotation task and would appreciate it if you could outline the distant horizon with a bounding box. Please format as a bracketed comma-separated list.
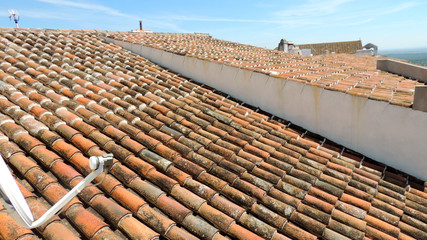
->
[379, 47, 427, 67]
[378, 46, 427, 53]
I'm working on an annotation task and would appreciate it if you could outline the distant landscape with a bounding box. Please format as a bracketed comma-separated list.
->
[379, 47, 427, 66]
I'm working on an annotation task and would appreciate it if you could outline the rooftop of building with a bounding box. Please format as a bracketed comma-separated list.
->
[296, 40, 363, 55]
[107, 32, 425, 108]
[0, 28, 425, 240]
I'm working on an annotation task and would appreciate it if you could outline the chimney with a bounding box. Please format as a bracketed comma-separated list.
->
[139, 21, 143, 31]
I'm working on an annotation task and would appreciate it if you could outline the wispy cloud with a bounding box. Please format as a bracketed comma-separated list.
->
[328, 1, 420, 26]
[22, 10, 73, 20]
[377, 2, 418, 16]
[254, 2, 278, 8]
[269, 0, 420, 28]
[274, 0, 353, 17]
[36, 0, 188, 32]
[150, 0, 418, 29]
[0, 9, 72, 20]
[7, 0, 421, 42]
[38, 0, 132, 18]
[152, 15, 317, 25]
[143, 0, 422, 48]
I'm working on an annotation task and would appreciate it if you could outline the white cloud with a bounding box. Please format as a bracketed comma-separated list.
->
[377, 2, 418, 16]
[38, 0, 131, 18]
[328, 1, 420, 26]
[33, 0, 419, 32]
[270, 0, 420, 28]
[22, 10, 73, 20]
[274, 0, 353, 17]
[6, 0, 421, 42]
[36, 0, 188, 32]
[0, 8, 72, 20]
[150, 14, 319, 26]
[149, 0, 419, 29]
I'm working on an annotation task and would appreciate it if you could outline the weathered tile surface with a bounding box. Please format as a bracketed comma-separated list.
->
[0, 29, 425, 240]
[108, 32, 425, 107]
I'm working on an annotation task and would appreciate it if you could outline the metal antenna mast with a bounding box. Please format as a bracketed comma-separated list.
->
[8, 9, 19, 28]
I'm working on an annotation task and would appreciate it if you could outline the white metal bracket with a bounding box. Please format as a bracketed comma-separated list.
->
[0, 153, 113, 228]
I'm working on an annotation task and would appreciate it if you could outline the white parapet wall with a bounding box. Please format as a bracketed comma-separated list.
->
[377, 59, 427, 83]
[105, 37, 427, 181]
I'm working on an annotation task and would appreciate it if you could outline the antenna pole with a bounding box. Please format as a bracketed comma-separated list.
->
[8, 9, 19, 29]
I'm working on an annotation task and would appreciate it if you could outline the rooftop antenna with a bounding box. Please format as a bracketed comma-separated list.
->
[8, 9, 19, 28]
[0, 153, 114, 228]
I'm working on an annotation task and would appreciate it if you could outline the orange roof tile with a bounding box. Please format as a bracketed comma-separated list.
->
[0, 28, 425, 240]
[107, 32, 425, 107]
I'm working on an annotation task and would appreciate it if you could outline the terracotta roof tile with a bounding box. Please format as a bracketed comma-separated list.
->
[112, 31, 425, 106]
[0, 208, 40, 239]
[0, 29, 425, 240]
[282, 221, 317, 240]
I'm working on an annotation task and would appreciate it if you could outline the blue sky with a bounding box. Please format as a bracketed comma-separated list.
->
[1, 0, 426, 50]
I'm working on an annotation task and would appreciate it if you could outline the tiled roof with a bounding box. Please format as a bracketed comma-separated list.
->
[108, 33, 425, 108]
[296, 40, 363, 56]
[0, 28, 426, 240]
